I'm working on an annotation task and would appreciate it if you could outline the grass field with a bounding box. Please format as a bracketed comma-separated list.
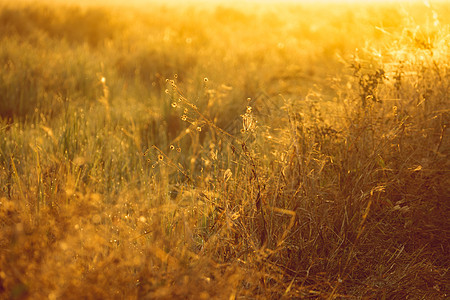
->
[0, 0, 449, 298]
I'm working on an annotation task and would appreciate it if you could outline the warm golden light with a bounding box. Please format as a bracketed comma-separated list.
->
[0, 0, 448, 298]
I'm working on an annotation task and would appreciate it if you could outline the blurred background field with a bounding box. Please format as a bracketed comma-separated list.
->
[0, 0, 448, 298]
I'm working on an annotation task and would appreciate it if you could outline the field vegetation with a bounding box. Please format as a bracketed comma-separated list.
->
[0, 0, 449, 298]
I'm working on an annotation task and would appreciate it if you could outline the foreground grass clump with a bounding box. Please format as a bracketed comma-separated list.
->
[0, 1, 449, 299]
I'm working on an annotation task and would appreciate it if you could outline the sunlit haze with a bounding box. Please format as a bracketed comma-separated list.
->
[1, 0, 448, 298]
[29, 0, 435, 6]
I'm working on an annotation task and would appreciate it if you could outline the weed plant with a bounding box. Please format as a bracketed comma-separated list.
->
[0, 1, 449, 299]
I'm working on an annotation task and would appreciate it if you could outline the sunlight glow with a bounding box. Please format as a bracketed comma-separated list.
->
[44, 0, 430, 6]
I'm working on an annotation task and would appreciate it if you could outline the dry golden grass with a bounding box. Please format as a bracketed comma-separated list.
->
[0, 0, 449, 299]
